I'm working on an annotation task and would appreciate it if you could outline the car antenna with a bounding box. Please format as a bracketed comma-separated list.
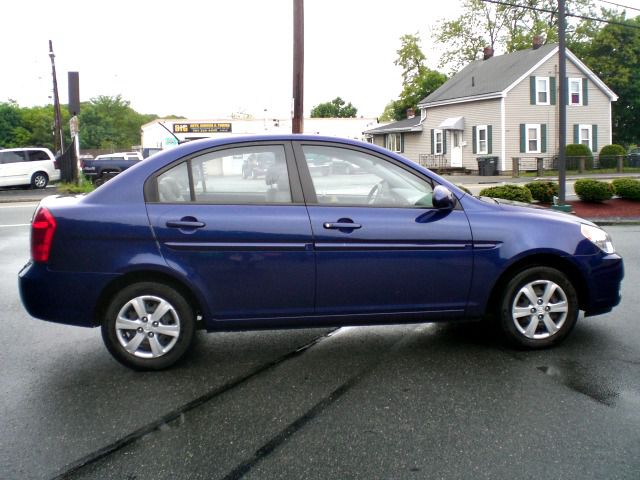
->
[158, 122, 187, 145]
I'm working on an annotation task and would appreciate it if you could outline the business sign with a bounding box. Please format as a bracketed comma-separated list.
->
[172, 122, 232, 134]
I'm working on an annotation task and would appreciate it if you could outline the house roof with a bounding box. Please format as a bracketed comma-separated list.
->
[364, 116, 422, 134]
[418, 43, 617, 108]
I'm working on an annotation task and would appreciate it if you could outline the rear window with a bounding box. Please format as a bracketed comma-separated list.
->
[28, 150, 51, 161]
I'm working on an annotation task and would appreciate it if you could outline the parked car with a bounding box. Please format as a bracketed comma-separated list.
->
[0, 147, 60, 189]
[81, 152, 143, 184]
[628, 147, 640, 167]
[19, 136, 623, 370]
[241, 152, 274, 179]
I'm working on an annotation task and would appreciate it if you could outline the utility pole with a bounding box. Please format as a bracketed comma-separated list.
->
[292, 0, 304, 134]
[48, 40, 65, 154]
[555, 0, 571, 211]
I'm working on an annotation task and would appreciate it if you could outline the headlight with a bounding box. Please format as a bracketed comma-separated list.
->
[581, 224, 615, 254]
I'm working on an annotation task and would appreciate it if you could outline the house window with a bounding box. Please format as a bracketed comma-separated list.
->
[526, 124, 541, 153]
[536, 77, 549, 105]
[434, 129, 443, 154]
[579, 124, 592, 151]
[569, 78, 582, 106]
[386, 133, 402, 153]
[477, 125, 488, 154]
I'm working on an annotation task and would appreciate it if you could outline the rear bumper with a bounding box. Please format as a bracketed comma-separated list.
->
[19, 261, 119, 327]
[583, 253, 624, 317]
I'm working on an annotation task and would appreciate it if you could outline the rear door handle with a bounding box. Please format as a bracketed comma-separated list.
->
[166, 220, 205, 229]
[323, 222, 362, 230]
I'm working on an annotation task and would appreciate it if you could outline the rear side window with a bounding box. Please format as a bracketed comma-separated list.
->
[0, 151, 27, 164]
[28, 150, 51, 161]
[155, 145, 292, 204]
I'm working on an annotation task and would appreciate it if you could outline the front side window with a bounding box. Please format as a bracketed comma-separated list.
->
[537, 77, 549, 105]
[156, 145, 292, 204]
[569, 78, 582, 106]
[434, 129, 443, 154]
[579, 124, 592, 150]
[301, 145, 434, 208]
[0, 151, 26, 164]
[526, 124, 541, 153]
[477, 125, 488, 154]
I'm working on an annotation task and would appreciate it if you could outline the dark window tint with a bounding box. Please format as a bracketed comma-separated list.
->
[28, 150, 51, 161]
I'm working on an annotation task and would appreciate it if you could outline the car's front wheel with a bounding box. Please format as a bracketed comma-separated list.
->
[499, 266, 579, 348]
[101, 282, 195, 370]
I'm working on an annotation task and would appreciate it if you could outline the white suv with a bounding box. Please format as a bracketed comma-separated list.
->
[0, 148, 61, 189]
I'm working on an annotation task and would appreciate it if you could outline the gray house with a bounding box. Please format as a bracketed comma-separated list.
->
[366, 42, 618, 174]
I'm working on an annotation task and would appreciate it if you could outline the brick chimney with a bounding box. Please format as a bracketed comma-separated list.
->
[483, 47, 494, 60]
[406, 108, 415, 119]
[533, 35, 544, 50]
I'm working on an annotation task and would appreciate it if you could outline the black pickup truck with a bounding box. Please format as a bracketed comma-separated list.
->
[81, 152, 142, 185]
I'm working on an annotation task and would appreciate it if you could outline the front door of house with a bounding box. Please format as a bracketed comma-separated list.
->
[451, 131, 463, 167]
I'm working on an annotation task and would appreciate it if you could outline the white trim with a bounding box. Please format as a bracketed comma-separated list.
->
[503, 47, 559, 95]
[525, 124, 541, 154]
[476, 125, 489, 154]
[386, 133, 403, 153]
[434, 129, 444, 154]
[500, 97, 506, 171]
[418, 92, 503, 109]
[608, 102, 612, 145]
[568, 77, 582, 106]
[420, 108, 427, 121]
[565, 50, 618, 101]
[536, 77, 550, 105]
[578, 124, 592, 151]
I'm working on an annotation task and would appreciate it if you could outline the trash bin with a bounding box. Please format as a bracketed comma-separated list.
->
[477, 156, 498, 176]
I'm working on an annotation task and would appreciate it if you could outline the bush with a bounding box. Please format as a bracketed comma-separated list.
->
[612, 178, 640, 200]
[525, 181, 559, 203]
[573, 179, 613, 202]
[599, 144, 626, 168]
[565, 144, 593, 170]
[479, 184, 532, 203]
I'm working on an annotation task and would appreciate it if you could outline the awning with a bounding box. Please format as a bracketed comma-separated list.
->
[438, 116, 464, 130]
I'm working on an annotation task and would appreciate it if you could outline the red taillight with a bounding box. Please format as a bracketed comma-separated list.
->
[31, 207, 57, 263]
[54, 159, 60, 169]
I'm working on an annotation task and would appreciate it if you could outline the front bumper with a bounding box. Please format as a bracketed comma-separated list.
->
[582, 253, 624, 317]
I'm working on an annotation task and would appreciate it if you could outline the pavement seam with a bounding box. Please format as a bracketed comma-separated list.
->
[50, 328, 339, 480]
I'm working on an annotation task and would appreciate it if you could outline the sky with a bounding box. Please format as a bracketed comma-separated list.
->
[2, 0, 638, 120]
[1, 0, 465, 119]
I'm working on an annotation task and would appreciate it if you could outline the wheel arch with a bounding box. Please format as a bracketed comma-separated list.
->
[93, 270, 206, 328]
[486, 253, 589, 315]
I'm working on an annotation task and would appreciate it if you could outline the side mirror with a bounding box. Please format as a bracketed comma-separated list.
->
[432, 185, 456, 210]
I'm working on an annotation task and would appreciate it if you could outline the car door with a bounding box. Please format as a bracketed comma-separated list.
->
[294, 142, 473, 317]
[146, 142, 315, 321]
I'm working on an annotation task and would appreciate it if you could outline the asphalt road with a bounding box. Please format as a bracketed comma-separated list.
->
[0, 203, 638, 480]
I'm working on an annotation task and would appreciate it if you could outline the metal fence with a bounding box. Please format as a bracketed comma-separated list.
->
[418, 154, 447, 169]
[512, 154, 639, 177]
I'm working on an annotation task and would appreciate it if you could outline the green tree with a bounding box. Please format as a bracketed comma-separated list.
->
[380, 34, 447, 121]
[434, 0, 596, 73]
[0, 101, 25, 148]
[310, 97, 358, 118]
[570, 14, 640, 146]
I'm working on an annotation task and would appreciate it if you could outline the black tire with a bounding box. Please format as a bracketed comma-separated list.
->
[31, 172, 48, 189]
[499, 266, 579, 349]
[101, 282, 195, 370]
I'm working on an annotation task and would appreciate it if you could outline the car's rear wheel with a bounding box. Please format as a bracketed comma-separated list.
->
[499, 266, 579, 348]
[101, 282, 195, 370]
[31, 172, 48, 189]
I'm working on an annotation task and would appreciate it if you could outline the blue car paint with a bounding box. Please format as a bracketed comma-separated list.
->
[19, 135, 623, 331]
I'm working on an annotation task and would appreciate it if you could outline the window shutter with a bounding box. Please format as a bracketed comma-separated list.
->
[592, 124, 598, 152]
[400, 133, 405, 153]
[565, 77, 569, 105]
[541, 124, 547, 153]
[472, 126, 477, 154]
[487, 125, 493, 154]
[530, 76, 536, 105]
[582, 78, 589, 106]
[430, 129, 434, 154]
[550, 77, 557, 105]
[443, 131, 447, 154]
[573, 124, 579, 144]
[384, 134, 388, 149]
[519, 124, 526, 153]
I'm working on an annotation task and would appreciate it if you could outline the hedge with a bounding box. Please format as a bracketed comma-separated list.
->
[599, 144, 626, 168]
[479, 184, 532, 203]
[525, 181, 559, 203]
[612, 178, 640, 200]
[573, 178, 613, 202]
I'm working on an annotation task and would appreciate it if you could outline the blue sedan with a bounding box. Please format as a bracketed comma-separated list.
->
[19, 136, 623, 370]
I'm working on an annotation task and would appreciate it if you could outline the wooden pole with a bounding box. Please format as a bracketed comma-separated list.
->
[292, 0, 304, 134]
[48, 40, 65, 154]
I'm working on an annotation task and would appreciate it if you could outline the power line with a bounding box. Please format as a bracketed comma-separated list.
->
[481, 0, 640, 30]
[596, 0, 640, 13]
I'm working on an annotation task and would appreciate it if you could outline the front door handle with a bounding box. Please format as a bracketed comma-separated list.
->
[323, 222, 362, 230]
